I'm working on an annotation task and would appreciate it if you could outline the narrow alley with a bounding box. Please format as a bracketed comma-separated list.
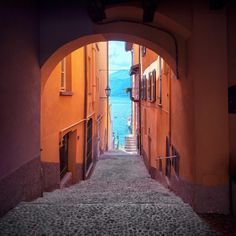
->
[0, 152, 213, 235]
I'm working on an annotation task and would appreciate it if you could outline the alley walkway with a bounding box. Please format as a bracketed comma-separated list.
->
[0, 152, 214, 235]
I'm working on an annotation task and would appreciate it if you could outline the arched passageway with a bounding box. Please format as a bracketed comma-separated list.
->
[1, 1, 235, 217]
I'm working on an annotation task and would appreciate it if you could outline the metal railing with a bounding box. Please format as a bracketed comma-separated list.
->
[156, 155, 179, 177]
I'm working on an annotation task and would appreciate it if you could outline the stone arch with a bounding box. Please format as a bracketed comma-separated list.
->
[40, 4, 190, 82]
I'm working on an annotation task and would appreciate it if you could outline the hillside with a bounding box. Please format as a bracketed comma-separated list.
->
[109, 70, 131, 97]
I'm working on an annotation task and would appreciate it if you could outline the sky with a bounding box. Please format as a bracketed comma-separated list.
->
[108, 41, 131, 74]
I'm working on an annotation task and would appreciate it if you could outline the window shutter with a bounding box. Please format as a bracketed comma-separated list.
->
[141, 77, 143, 100]
[152, 69, 156, 102]
[141, 75, 145, 100]
[60, 58, 66, 91]
[159, 58, 162, 105]
[148, 72, 152, 102]
[144, 75, 147, 100]
[136, 75, 140, 100]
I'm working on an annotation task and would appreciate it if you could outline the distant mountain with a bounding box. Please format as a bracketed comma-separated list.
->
[109, 70, 131, 97]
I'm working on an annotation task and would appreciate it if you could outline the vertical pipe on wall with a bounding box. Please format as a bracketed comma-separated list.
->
[106, 42, 109, 150]
[138, 45, 142, 155]
[83, 46, 88, 179]
[169, 67, 172, 146]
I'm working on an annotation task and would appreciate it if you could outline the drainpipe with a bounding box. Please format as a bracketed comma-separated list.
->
[126, 88, 139, 102]
[83, 46, 88, 180]
[106, 42, 109, 151]
[169, 66, 172, 146]
[138, 45, 142, 155]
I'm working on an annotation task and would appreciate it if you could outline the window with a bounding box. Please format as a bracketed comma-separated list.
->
[172, 145, 180, 177]
[165, 136, 171, 177]
[141, 77, 143, 99]
[134, 74, 140, 100]
[88, 56, 92, 95]
[60, 55, 73, 96]
[147, 72, 152, 102]
[151, 69, 156, 102]
[59, 133, 69, 179]
[141, 75, 147, 100]
[144, 108, 147, 135]
[60, 58, 66, 92]
[158, 57, 162, 105]
[86, 118, 93, 175]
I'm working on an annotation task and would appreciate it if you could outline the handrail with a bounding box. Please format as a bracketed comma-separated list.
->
[87, 112, 95, 119]
[156, 155, 177, 160]
[156, 154, 179, 177]
[61, 119, 86, 134]
[59, 112, 95, 145]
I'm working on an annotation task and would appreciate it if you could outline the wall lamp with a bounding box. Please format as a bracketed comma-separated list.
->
[105, 86, 111, 97]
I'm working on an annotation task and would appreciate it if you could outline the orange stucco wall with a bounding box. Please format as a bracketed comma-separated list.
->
[131, 44, 140, 136]
[96, 42, 109, 152]
[41, 42, 108, 186]
[139, 48, 172, 173]
[135, 38, 229, 213]
[41, 47, 85, 182]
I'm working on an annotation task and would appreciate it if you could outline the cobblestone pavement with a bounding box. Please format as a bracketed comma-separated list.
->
[0, 151, 214, 235]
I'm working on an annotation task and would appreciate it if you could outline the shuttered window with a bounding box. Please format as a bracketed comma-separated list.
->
[147, 72, 152, 102]
[158, 58, 162, 105]
[60, 55, 73, 95]
[141, 75, 147, 100]
[60, 58, 66, 92]
[151, 69, 156, 102]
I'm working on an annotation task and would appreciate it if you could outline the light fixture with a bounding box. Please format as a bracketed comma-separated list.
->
[105, 86, 111, 97]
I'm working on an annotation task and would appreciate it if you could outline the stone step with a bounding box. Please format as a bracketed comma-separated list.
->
[0, 202, 213, 236]
[125, 145, 136, 148]
[125, 142, 136, 145]
[0, 151, 214, 236]
[125, 148, 137, 152]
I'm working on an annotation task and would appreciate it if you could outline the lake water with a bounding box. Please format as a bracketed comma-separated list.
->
[109, 96, 131, 147]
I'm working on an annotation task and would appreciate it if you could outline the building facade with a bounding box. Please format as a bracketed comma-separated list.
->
[41, 42, 109, 192]
[129, 43, 232, 214]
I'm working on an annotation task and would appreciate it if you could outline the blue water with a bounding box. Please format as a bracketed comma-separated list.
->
[109, 96, 131, 147]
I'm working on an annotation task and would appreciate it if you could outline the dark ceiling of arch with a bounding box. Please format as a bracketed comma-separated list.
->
[87, 0, 229, 23]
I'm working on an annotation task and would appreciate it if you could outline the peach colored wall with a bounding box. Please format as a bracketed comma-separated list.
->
[85, 42, 108, 154]
[96, 42, 108, 152]
[171, 68, 195, 182]
[41, 47, 85, 182]
[140, 49, 171, 171]
[190, 5, 229, 186]
[41, 42, 108, 184]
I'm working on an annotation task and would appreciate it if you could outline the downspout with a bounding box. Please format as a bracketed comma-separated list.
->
[83, 46, 88, 180]
[127, 88, 139, 103]
[131, 50, 134, 134]
[138, 45, 142, 155]
[106, 42, 109, 150]
[169, 66, 172, 146]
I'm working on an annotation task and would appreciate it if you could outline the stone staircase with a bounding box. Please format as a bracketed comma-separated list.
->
[124, 135, 137, 153]
[0, 152, 214, 235]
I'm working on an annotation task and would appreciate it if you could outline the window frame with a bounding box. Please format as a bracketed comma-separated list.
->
[147, 72, 152, 102]
[158, 57, 162, 105]
[151, 69, 156, 103]
[60, 58, 66, 92]
[60, 56, 73, 96]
